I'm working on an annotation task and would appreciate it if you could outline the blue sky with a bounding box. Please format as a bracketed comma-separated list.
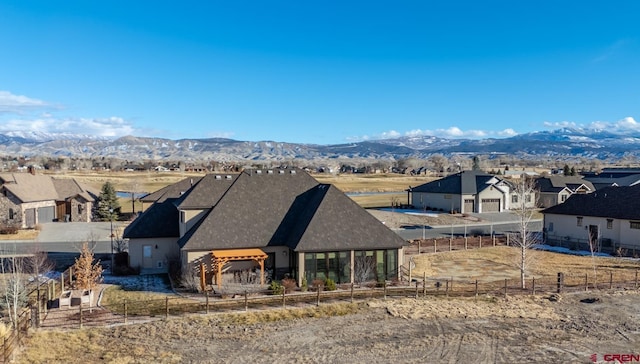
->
[1, 1, 639, 145]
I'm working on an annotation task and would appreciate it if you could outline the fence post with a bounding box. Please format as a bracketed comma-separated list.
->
[205, 291, 209, 314]
[479, 236, 482, 248]
[36, 287, 41, 324]
[475, 279, 478, 300]
[504, 279, 508, 298]
[165, 297, 169, 319]
[557, 273, 563, 294]
[445, 280, 449, 297]
[124, 300, 128, 324]
[464, 237, 468, 250]
[281, 289, 286, 308]
[635, 270, 638, 289]
[449, 238, 452, 251]
[244, 291, 248, 312]
[532, 277, 536, 296]
[418, 240, 421, 255]
[383, 280, 387, 301]
[423, 273, 426, 297]
[434, 239, 437, 253]
[61, 272, 65, 293]
[316, 288, 320, 306]
[79, 304, 83, 329]
[350, 283, 354, 303]
[609, 272, 613, 290]
[415, 281, 419, 299]
[585, 274, 588, 291]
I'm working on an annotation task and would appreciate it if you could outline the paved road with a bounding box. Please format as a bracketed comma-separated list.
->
[0, 222, 121, 255]
[395, 212, 543, 241]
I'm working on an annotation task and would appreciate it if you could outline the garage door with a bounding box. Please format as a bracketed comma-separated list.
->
[25, 208, 36, 228]
[37, 206, 55, 223]
[463, 199, 475, 213]
[481, 198, 500, 212]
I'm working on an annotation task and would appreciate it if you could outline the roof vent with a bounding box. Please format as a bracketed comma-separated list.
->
[215, 175, 221, 180]
[267, 170, 274, 174]
[279, 170, 285, 174]
[290, 170, 296, 174]
[256, 170, 262, 174]
[225, 175, 232, 179]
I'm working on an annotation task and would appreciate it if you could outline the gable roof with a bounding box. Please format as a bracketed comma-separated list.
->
[0, 173, 60, 202]
[542, 185, 640, 220]
[124, 199, 180, 238]
[129, 168, 405, 252]
[582, 174, 640, 190]
[410, 170, 501, 195]
[139, 176, 204, 203]
[51, 178, 98, 202]
[535, 176, 594, 194]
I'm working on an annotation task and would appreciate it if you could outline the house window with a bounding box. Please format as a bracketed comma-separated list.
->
[630, 221, 640, 230]
[526, 194, 532, 203]
[561, 195, 568, 202]
[577, 217, 583, 227]
[444, 194, 451, 200]
[78, 204, 83, 215]
[180, 210, 186, 223]
[548, 222, 554, 232]
[8, 208, 14, 220]
[607, 219, 613, 229]
[511, 195, 518, 203]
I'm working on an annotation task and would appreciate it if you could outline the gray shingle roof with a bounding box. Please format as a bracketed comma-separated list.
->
[51, 178, 97, 202]
[130, 168, 406, 252]
[140, 176, 203, 203]
[123, 199, 180, 238]
[410, 170, 499, 195]
[0, 173, 60, 202]
[542, 185, 640, 220]
[535, 176, 594, 193]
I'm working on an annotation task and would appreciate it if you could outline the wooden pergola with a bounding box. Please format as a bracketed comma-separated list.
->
[202, 248, 268, 291]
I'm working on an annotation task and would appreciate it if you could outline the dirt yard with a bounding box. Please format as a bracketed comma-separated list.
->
[16, 289, 640, 363]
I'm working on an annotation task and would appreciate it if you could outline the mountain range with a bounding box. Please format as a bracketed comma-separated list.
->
[0, 128, 638, 162]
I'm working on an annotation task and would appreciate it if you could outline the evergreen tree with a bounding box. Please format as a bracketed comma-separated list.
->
[570, 166, 576, 176]
[563, 164, 570, 176]
[97, 181, 120, 221]
[472, 155, 481, 171]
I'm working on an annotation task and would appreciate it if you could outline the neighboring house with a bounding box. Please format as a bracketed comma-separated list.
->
[581, 168, 640, 190]
[542, 185, 640, 254]
[0, 170, 98, 228]
[407, 170, 534, 213]
[138, 176, 203, 210]
[124, 169, 406, 288]
[534, 176, 595, 208]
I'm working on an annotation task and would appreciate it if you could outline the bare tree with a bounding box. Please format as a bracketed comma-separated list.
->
[354, 255, 375, 285]
[0, 252, 27, 328]
[25, 249, 54, 279]
[510, 177, 539, 289]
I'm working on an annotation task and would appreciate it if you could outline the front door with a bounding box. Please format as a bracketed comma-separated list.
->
[142, 245, 153, 269]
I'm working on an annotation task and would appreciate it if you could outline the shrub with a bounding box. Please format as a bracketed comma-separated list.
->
[311, 278, 325, 292]
[281, 278, 297, 293]
[301, 277, 308, 292]
[325, 278, 337, 291]
[0, 224, 19, 235]
[269, 281, 284, 295]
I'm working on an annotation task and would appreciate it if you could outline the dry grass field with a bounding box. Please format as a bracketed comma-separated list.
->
[13, 248, 640, 363]
[46, 171, 433, 212]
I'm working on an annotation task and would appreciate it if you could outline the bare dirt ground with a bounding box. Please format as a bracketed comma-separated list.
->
[368, 209, 478, 229]
[17, 290, 640, 363]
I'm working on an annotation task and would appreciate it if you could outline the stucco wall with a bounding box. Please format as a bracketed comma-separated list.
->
[544, 213, 640, 250]
[179, 209, 207, 237]
[129, 237, 179, 272]
[412, 192, 460, 212]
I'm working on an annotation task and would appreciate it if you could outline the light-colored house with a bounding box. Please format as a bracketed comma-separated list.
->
[0, 170, 97, 228]
[124, 169, 406, 288]
[534, 176, 595, 208]
[542, 185, 640, 254]
[408, 170, 534, 213]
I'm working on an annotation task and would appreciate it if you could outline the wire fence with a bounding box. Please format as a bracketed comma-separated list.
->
[30, 269, 640, 332]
